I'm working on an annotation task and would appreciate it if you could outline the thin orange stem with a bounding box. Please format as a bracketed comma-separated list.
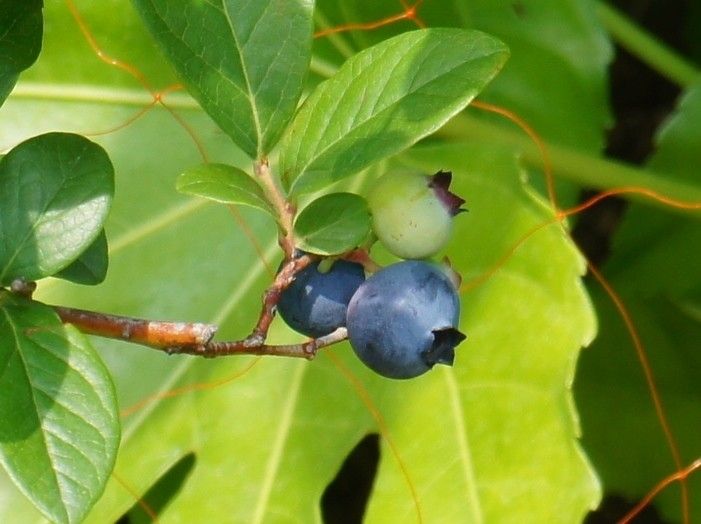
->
[120, 358, 261, 418]
[227, 207, 275, 278]
[85, 101, 157, 137]
[459, 183, 701, 522]
[463, 187, 701, 295]
[326, 352, 423, 524]
[588, 263, 689, 523]
[560, 186, 701, 217]
[460, 220, 553, 294]
[112, 471, 159, 522]
[471, 100, 558, 211]
[65, 0, 153, 93]
[618, 458, 701, 524]
[314, 1, 425, 38]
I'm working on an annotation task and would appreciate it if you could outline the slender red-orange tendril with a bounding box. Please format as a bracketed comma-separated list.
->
[458, 148, 700, 522]
[470, 100, 558, 211]
[227, 207, 275, 278]
[64, 0, 277, 277]
[326, 351, 423, 524]
[314, 0, 425, 38]
[468, 96, 701, 522]
[120, 358, 262, 418]
[588, 261, 689, 523]
[66, 1, 701, 521]
[112, 470, 160, 522]
[565, 188, 697, 523]
[618, 458, 701, 524]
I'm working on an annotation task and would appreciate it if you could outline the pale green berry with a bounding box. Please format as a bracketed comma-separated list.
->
[367, 170, 465, 259]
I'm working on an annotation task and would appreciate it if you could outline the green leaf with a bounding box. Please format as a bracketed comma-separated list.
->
[55, 230, 109, 286]
[33, 128, 596, 522]
[0, 290, 119, 524]
[294, 192, 371, 255]
[0, 132, 114, 286]
[576, 86, 701, 522]
[0, 0, 43, 108]
[176, 163, 274, 217]
[132, 0, 314, 159]
[280, 28, 509, 195]
[312, 0, 612, 204]
[2, 4, 598, 521]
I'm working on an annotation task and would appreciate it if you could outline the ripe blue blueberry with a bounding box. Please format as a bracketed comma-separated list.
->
[368, 170, 465, 259]
[277, 260, 365, 338]
[346, 260, 466, 379]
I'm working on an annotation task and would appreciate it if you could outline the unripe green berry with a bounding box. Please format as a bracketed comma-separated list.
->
[367, 171, 465, 259]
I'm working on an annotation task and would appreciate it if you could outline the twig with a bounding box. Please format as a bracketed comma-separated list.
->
[246, 253, 316, 345]
[54, 306, 218, 352]
[205, 327, 347, 359]
[254, 159, 296, 257]
[53, 305, 347, 359]
[50, 251, 350, 358]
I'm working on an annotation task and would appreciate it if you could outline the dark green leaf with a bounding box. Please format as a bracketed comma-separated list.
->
[55, 230, 109, 286]
[577, 86, 701, 522]
[132, 0, 314, 158]
[0, 0, 43, 108]
[0, 133, 114, 286]
[176, 163, 274, 217]
[280, 28, 509, 195]
[0, 290, 119, 524]
[294, 192, 371, 255]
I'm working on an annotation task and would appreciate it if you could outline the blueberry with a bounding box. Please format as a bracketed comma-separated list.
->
[346, 260, 466, 379]
[368, 171, 465, 259]
[277, 260, 366, 338]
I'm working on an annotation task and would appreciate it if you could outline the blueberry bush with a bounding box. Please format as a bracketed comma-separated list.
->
[1, 1, 700, 523]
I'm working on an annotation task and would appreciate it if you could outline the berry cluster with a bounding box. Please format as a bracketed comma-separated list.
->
[277, 171, 467, 379]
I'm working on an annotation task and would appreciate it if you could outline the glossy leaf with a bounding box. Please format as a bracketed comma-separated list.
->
[280, 28, 509, 195]
[0, 132, 114, 286]
[55, 230, 109, 286]
[176, 163, 274, 217]
[132, 0, 314, 159]
[0, 290, 119, 524]
[313, 0, 610, 151]
[312, 0, 612, 204]
[1, 2, 600, 522]
[0, 0, 43, 108]
[294, 192, 371, 255]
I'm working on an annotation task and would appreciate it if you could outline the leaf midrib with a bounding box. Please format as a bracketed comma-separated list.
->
[222, 0, 264, 158]
[251, 361, 307, 524]
[444, 369, 483, 524]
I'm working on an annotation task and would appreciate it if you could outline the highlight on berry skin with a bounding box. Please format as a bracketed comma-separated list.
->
[277, 259, 365, 338]
[346, 260, 466, 379]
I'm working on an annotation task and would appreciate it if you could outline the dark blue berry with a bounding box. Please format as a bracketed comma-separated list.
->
[346, 260, 465, 379]
[277, 260, 365, 338]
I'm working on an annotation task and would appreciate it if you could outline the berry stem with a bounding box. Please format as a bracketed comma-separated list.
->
[342, 248, 382, 273]
[247, 253, 317, 344]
